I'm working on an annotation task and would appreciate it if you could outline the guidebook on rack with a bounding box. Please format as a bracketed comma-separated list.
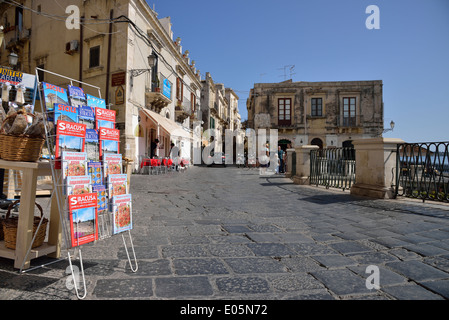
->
[88, 161, 103, 185]
[78, 105, 96, 129]
[112, 193, 132, 235]
[55, 121, 87, 169]
[41, 82, 69, 121]
[92, 184, 108, 215]
[66, 175, 92, 196]
[95, 107, 115, 129]
[54, 103, 79, 123]
[86, 94, 106, 109]
[92, 184, 109, 239]
[103, 153, 122, 183]
[107, 174, 128, 199]
[99, 127, 120, 158]
[68, 193, 99, 247]
[62, 151, 88, 183]
[67, 85, 87, 108]
[85, 129, 99, 161]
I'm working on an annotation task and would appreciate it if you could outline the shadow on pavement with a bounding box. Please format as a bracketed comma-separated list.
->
[299, 193, 364, 205]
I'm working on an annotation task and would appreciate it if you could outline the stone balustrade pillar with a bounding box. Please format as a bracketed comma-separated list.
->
[350, 138, 405, 199]
[285, 148, 295, 178]
[292, 145, 319, 185]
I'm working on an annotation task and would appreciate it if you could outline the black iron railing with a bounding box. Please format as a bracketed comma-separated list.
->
[310, 147, 356, 190]
[337, 115, 364, 128]
[395, 142, 449, 202]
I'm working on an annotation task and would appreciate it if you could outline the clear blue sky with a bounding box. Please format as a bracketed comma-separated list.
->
[148, 0, 449, 143]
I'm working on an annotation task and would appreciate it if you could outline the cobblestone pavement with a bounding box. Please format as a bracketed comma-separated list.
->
[1, 166, 449, 300]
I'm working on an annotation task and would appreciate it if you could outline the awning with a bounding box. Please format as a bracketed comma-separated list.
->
[140, 108, 191, 140]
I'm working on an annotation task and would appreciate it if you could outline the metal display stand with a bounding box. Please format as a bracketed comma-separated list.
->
[35, 68, 138, 299]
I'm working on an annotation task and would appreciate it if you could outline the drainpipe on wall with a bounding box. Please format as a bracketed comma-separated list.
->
[105, 9, 113, 106]
[79, 15, 84, 86]
[27, 35, 31, 73]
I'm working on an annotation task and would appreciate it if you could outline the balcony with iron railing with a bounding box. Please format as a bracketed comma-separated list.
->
[145, 72, 172, 113]
[337, 115, 363, 127]
[4, 26, 31, 50]
[336, 115, 364, 133]
[213, 102, 219, 113]
[191, 103, 202, 124]
[175, 97, 192, 123]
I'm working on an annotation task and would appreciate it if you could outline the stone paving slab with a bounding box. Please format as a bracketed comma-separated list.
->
[385, 260, 449, 281]
[311, 254, 358, 268]
[348, 265, 409, 287]
[1, 166, 449, 301]
[381, 283, 445, 300]
[419, 279, 449, 299]
[310, 269, 371, 297]
[215, 276, 271, 295]
[155, 276, 214, 298]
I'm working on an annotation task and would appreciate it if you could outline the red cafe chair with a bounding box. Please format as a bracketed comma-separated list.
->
[150, 159, 159, 175]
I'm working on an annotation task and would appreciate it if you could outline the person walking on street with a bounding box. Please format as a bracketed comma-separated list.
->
[278, 146, 285, 174]
[260, 142, 269, 175]
[170, 142, 180, 171]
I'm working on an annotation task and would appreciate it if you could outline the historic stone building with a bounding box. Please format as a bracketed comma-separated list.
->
[0, 0, 244, 166]
[200, 73, 226, 150]
[225, 87, 241, 132]
[246, 79, 384, 149]
[0, 0, 202, 167]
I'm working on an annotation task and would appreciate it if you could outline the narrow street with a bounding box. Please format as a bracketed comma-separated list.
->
[1, 166, 449, 300]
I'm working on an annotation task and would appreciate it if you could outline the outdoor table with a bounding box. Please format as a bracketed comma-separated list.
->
[0, 159, 61, 270]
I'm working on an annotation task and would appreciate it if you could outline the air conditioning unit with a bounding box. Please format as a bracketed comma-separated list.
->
[65, 40, 79, 55]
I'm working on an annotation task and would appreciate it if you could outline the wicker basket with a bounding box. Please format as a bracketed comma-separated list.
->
[0, 134, 45, 162]
[0, 113, 45, 162]
[2, 200, 48, 250]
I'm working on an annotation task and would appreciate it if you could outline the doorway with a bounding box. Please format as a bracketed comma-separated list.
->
[278, 139, 292, 151]
[311, 138, 323, 149]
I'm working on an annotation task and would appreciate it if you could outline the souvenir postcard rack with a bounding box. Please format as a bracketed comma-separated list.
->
[35, 68, 138, 299]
